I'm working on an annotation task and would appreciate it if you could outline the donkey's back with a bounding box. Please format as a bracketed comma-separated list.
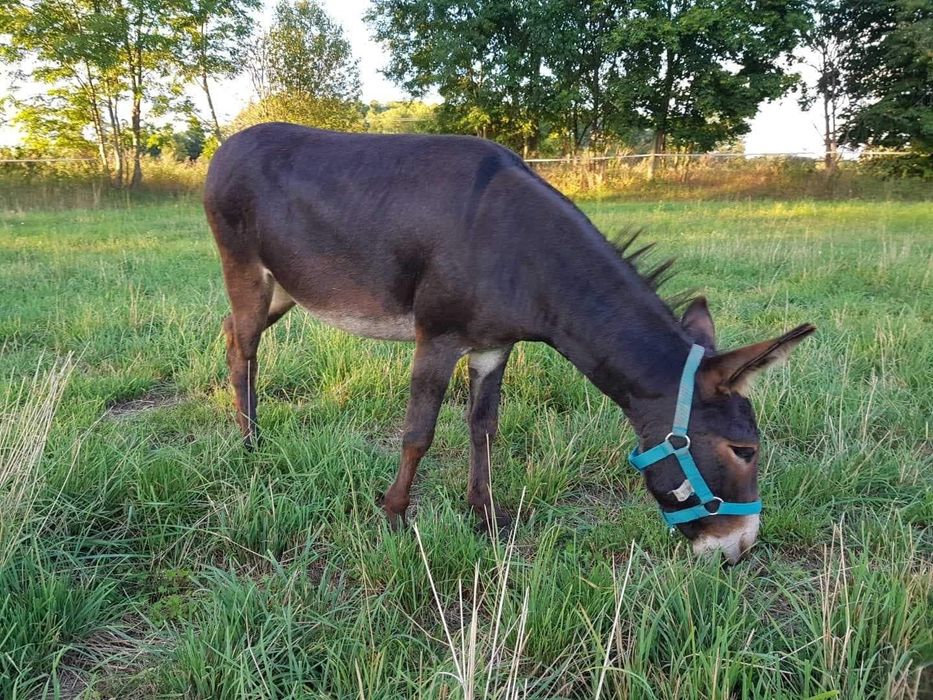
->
[205, 123, 547, 342]
[204, 121, 531, 261]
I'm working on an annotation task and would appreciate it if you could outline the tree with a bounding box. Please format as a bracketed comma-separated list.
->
[3, 0, 254, 186]
[2, 0, 183, 188]
[237, 0, 362, 135]
[173, 0, 260, 141]
[799, 0, 846, 170]
[230, 91, 364, 132]
[1, 0, 126, 178]
[367, 0, 808, 161]
[110, 0, 178, 188]
[608, 0, 808, 176]
[367, 0, 554, 154]
[835, 0, 932, 152]
[536, 0, 623, 152]
[251, 0, 361, 102]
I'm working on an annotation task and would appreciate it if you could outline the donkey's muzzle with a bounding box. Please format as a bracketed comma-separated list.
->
[690, 514, 760, 564]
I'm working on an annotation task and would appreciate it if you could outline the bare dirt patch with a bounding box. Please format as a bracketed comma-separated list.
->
[57, 617, 169, 700]
[106, 389, 184, 420]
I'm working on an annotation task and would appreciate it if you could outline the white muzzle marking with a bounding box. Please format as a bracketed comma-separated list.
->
[691, 514, 761, 564]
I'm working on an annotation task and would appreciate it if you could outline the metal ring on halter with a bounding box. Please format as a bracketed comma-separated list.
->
[705, 496, 724, 514]
[665, 432, 690, 450]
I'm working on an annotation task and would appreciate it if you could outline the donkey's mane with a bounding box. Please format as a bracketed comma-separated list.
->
[610, 230, 695, 316]
[513, 156, 692, 319]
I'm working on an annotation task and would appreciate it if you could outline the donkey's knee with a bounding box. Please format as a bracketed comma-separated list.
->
[469, 416, 498, 448]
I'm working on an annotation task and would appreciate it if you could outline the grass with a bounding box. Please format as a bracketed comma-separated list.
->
[0, 197, 930, 698]
[3, 156, 930, 212]
[534, 157, 931, 201]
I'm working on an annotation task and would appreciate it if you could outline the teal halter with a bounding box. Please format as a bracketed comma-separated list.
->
[628, 344, 762, 527]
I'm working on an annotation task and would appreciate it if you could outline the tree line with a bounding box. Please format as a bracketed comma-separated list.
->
[2, 0, 929, 187]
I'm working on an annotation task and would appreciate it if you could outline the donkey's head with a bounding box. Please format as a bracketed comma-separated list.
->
[635, 297, 815, 563]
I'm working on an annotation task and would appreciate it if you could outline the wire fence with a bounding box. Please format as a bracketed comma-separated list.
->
[0, 157, 98, 163]
[0, 151, 917, 166]
[525, 151, 913, 163]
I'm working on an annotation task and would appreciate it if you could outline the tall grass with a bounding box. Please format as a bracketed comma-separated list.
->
[535, 155, 931, 200]
[0, 198, 929, 697]
[2, 151, 929, 212]
[0, 355, 74, 567]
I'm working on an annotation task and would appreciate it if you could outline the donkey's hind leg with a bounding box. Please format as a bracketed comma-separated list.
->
[220, 261, 285, 448]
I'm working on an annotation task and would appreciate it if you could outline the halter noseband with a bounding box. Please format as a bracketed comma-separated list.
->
[628, 344, 762, 527]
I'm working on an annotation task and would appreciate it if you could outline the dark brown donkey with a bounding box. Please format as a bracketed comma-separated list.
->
[205, 122, 814, 563]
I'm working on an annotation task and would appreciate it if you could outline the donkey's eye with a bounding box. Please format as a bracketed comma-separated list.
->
[729, 445, 758, 462]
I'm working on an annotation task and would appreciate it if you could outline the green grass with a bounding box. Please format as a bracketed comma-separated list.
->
[0, 198, 930, 699]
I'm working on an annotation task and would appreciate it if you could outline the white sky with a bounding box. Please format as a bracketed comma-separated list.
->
[0, 0, 825, 154]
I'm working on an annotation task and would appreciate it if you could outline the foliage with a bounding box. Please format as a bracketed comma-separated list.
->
[10, 90, 101, 156]
[366, 0, 808, 155]
[235, 0, 363, 137]
[834, 0, 933, 152]
[171, 0, 261, 140]
[1, 0, 258, 187]
[147, 117, 208, 161]
[229, 91, 364, 135]
[858, 148, 933, 180]
[1, 0, 174, 186]
[607, 0, 809, 153]
[798, 0, 932, 161]
[798, 0, 846, 167]
[366, 101, 438, 134]
[0, 198, 930, 696]
[249, 0, 360, 103]
[366, 0, 559, 152]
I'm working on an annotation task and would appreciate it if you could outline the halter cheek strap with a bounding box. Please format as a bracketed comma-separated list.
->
[628, 344, 762, 527]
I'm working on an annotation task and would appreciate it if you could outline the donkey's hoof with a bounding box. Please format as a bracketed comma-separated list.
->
[379, 494, 409, 532]
[242, 427, 262, 451]
[474, 511, 513, 541]
[384, 510, 408, 533]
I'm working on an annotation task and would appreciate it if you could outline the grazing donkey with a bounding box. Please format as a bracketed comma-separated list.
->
[205, 123, 814, 563]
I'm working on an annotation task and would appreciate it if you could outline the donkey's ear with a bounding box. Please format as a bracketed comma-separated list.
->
[699, 323, 816, 396]
[681, 297, 716, 350]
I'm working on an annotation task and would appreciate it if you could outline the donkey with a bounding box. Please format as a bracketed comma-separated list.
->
[204, 122, 814, 563]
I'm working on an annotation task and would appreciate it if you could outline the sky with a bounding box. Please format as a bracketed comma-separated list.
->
[0, 0, 826, 155]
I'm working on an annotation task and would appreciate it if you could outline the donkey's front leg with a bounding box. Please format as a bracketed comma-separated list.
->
[467, 347, 513, 536]
[382, 335, 462, 530]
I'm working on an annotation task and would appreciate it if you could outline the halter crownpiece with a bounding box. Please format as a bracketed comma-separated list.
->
[628, 344, 762, 527]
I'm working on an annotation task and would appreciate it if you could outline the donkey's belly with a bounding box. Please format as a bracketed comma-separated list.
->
[265, 262, 418, 342]
[301, 306, 416, 341]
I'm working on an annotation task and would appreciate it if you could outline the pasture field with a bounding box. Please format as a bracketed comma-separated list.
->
[0, 197, 931, 699]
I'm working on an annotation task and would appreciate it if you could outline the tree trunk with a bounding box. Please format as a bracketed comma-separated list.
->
[123, 8, 145, 189]
[648, 45, 677, 181]
[822, 92, 836, 172]
[130, 94, 142, 189]
[648, 129, 666, 180]
[105, 93, 124, 188]
[202, 71, 224, 142]
[83, 66, 110, 174]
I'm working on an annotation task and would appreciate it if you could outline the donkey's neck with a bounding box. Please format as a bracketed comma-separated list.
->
[530, 205, 691, 430]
